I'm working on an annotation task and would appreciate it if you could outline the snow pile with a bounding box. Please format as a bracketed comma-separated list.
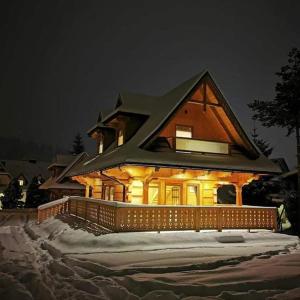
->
[1, 213, 300, 300]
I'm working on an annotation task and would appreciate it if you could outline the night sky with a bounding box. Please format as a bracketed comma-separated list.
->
[0, 0, 299, 168]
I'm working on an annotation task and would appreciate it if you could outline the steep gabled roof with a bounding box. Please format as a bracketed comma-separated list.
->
[69, 71, 281, 176]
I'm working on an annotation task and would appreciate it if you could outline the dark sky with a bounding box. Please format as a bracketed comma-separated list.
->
[0, 0, 299, 168]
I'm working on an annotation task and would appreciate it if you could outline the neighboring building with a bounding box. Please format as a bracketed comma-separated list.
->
[68, 71, 281, 206]
[0, 159, 50, 200]
[40, 153, 87, 200]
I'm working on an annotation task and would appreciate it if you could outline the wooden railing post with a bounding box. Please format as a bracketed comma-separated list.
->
[217, 207, 222, 232]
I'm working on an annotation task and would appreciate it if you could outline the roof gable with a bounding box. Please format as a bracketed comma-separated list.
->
[141, 71, 259, 158]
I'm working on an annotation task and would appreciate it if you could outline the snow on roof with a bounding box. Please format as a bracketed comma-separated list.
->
[68, 71, 281, 177]
[1, 159, 50, 183]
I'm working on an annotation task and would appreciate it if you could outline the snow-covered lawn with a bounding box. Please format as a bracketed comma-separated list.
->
[0, 214, 300, 299]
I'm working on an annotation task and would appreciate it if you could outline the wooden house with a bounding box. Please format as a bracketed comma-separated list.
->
[0, 159, 49, 201]
[67, 71, 281, 207]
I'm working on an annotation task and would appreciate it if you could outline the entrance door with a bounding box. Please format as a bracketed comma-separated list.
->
[187, 184, 199, 206]
[148, 183, 159, 205]
[166, 185, 181, 205]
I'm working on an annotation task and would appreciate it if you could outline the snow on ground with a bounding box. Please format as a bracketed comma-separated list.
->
[0, 213, 300, 300]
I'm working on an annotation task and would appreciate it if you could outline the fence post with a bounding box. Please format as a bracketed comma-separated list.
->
[217, 207, 222, 232]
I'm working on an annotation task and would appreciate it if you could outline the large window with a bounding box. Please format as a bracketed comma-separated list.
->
[176, 125, 192, 138]
[117, 129, 124, 146]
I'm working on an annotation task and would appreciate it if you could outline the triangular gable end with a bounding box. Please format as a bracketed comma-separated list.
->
[150, 72, 259, 158]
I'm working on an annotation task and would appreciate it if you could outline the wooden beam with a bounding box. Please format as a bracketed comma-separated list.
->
[235, 184, 243, 206]
[211, 106, 236, 144]
[188, 100, 221, 107]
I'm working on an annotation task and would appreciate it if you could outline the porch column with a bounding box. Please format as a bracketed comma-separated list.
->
[85, 184, 90, 198]
[235, 184, 243, 206]
[159, 180, 166, 205]
[92, 178, 102, 199]
[143, 181, 149, 204]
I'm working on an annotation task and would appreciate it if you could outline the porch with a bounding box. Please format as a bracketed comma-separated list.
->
[72, 166, 261, 207]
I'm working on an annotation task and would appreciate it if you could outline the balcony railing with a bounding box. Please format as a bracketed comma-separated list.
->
[168, 137, 229, 154]
[38, 197, 278, 232]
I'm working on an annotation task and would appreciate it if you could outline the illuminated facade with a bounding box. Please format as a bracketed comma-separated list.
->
[68, 71, 280, 206]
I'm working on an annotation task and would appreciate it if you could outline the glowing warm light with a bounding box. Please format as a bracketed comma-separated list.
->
[218, 181, 230, 185]
[18, 179, 24, 186]
[98, 138, 103, 154]
[118, 129, 124, 146]
[176, 125, 192, 138]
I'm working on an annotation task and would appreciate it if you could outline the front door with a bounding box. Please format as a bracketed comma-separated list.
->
[166, 185, 181, 205]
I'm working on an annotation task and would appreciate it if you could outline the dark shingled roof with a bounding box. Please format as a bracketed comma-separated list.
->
[0, 159, 50, 186]
[40, 153, 87, 190]
[67, 71, 281, 177]
[48, 154, 77, 170]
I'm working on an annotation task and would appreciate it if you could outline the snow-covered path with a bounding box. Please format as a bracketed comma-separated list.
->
[0, 214, 300, 300]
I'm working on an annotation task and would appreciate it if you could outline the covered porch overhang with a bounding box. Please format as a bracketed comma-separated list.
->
[72, 164, 263, 207]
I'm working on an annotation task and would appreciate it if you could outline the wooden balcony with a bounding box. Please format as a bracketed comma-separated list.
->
[38, 197, 278, 232]
[167, 137, 229, 154]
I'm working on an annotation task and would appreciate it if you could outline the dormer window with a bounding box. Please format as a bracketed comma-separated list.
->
[98, 136, 104, 154]
[176, 125, 192, 138]
[117, 129, 124, 146]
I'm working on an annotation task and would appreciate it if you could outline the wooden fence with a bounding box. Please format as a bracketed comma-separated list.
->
[37, 196, 278, 232]
[37, 197, 69, 224]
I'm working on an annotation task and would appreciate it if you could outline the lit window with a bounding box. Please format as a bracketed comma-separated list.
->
[104, 186, 109, 200]
[117, 129, 124, 146]
[98, 137, 104, 154]
[176, 125, 192, 138]
[19, 179, 24, 186]
[109, 186, 115, 201]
